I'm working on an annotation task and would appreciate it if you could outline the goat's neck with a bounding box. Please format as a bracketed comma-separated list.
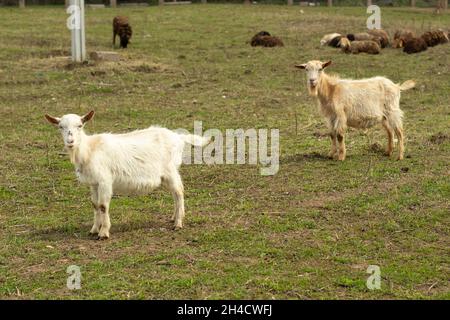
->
[316, 73, 335, 102]
[68, 131, 90, 168]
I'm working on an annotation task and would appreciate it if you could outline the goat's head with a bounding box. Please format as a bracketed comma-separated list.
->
[295, 60, 332, 96]
[120, 35, 130, 48]
[45, 111, 94, 150]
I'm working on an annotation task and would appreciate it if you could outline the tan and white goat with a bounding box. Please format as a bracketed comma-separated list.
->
[295, 60, 415, 161]
[45, 111, 210, 239]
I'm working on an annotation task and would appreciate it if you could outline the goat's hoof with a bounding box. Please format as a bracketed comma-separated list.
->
[97, 235, 109, 241]
[397, 156, 404, 161]
[89, 231, 99, 237]
[173, 225, 183, 231]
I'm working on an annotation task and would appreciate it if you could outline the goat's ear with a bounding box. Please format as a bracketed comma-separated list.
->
[81, 110, 95, 124]
[45, 114, 60, 125]
[322, 60, 332, 69]
[294, 64, 307, 70]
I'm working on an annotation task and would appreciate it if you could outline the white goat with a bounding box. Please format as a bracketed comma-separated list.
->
[45, 111, 210, 239]
[295, 60, 415, 161]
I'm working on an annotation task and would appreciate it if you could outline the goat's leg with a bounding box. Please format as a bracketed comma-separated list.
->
[386, 108, 404, 160]
[336, 132, 346, 161]
[334, 113, 347, 161]
[89, 185, 101, 235]
[166, 171, 185, 230]
[173, 189, 185, 230]
[326, 118, 338, 159]
[382, 119, 394, 157]
[113, 31, 116, 47]
[97, 183, 112, 240]
[328, 132, 338, 159]
[394, 127, 404, 160]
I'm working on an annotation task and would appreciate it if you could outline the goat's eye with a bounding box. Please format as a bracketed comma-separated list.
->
[319, 69, 323, 72]
[78, 125, 82, 129]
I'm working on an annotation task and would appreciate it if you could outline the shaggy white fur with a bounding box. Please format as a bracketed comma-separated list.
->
[295, 60, 415, 161]
[45, 111, 210, 239]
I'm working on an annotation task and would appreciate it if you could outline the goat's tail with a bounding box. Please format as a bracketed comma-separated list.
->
[398, 80, 416, 91]
[180, 134, 211, 147]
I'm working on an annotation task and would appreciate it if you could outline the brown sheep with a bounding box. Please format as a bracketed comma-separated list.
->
[392, 30, 415, 48]
[113, 16, 133, 49]
[250, 31, 284, 47]
[339, 37, 381, 55]
[346, 32, 382, 47]
[421, 30, 449, 47]
[367, 29, 390, 48]
[403, 38, 428, 54]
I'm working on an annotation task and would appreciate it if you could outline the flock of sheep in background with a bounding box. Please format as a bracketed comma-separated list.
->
[113, 16, 449, 55]
[321, 28, 449, 54]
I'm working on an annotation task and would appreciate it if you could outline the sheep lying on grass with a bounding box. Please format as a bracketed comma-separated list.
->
[403, 37, 428, 54]
[339, 37, 381, 54]
[113, 16, 133, 48]
[295, 60, 415, 161]
[392, 30, 415, 48]
[367, 29, 390, 48]
[45, 111, 210, 239]
[320, 33, 342, 47]
[393, 29, 448, 53]
[250, 31, 284, 47]
[346, 32, 382, 47]
[421, 30, 449, 47]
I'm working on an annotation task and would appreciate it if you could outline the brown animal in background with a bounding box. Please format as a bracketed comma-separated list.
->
[346, 33, 382, 47]
[367, 29, 390, 48]
[113, 16, 133, 48]
[403, 38, 428, 54]
[250, 31, 284, 47]
[421, 30, 449, 47]
[339, 37, 381, 54]
[392, 30, 415, 48]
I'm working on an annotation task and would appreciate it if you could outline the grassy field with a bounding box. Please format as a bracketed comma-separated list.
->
[0, 5, 449, 299]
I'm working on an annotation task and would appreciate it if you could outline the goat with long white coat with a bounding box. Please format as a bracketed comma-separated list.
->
[295, 60, 415, 161]
[45, 111, 210, 239]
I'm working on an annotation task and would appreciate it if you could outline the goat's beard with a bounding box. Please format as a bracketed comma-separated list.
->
[307, 83, 319, 96]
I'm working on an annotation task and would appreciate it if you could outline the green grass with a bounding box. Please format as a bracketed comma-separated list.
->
[0, 5, 449, 299]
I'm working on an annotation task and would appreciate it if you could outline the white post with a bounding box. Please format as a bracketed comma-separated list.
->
[80, 0, 86, 61]
[68, 0, 86, 62]
[19, 0, 25, 8]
